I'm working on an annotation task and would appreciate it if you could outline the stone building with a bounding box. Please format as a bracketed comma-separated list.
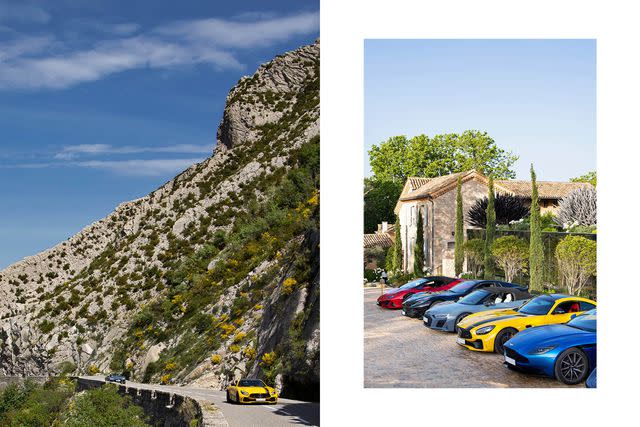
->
[394, 170, 591, 276]
[363, 222, 395, 270]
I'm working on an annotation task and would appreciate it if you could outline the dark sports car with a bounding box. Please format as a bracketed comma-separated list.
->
[401, 279, 528, 318]
[376, 276, 462, 309]
[105, 373, 126, 384]
[503, 309, 596, 385]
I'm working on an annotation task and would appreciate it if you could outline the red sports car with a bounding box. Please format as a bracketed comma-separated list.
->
[376, 276, 462, 309]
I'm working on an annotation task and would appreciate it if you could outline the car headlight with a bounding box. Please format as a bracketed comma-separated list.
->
[240, 390, 249, 396]
[529, 346, 556, 355]
[475, 325, 495, 335]
[434, 313, 450, 319]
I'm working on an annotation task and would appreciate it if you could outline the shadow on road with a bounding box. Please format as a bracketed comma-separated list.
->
[272, 402, 320, 426]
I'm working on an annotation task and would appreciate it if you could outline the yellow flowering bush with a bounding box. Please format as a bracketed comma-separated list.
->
[219, 323, 236, 338]
[243, 346, 257, 360]
[160, 374, 171, 385]
[233, 332, 246, 343]
[210, 354, 222, 364]
[229, 344, 241, 353]
[165, 362, 177, 371]
[87, 365, 100, 375]
[282, 278, 297, 295]
[261, 352, 277, 367]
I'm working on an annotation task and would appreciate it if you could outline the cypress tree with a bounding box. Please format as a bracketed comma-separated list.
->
[483, 176, 496, 279]
[529, 164, 544, 291]
[393, 215, 403, 272]
[414, 208, 425, 276]
[454, 177, 464, 276]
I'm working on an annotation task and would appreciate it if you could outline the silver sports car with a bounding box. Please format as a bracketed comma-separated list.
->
[423, 286, 531, 333]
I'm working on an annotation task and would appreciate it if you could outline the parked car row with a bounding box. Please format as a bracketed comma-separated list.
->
[376, 276, 597, 386]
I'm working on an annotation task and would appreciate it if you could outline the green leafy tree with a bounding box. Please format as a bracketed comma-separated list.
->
[368, 130, 518, 182]
[529, 164, 544, 292]
[463, 238, 484, 278]
[454, 177, 464, 276]
[393, 215, 403, 272]
[483, 177, 496, 279]
[364, 178, 403, 233]
[571, 170, 597, 187]
[491, 236, 529, 282]
[414, 210, 425, 275]
[63, 384, 149, 427]
[385, 245, 396, 273]
[555, 236, 597, 296]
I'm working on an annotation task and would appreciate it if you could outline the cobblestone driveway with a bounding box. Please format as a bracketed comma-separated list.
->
[364, 288, 578, 388]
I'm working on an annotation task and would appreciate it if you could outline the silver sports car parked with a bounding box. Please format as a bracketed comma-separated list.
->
[423, 286, 531, 333]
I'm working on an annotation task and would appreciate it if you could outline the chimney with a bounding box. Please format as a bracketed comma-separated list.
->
[381, 221, 388, 233]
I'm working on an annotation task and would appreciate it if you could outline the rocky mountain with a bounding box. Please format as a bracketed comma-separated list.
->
[0, 41, 319, 399]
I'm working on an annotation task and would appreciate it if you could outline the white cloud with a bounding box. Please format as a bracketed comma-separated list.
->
[75, 158, 201, 176]
[54, 143, 212, 159]
[0, 11, 319, 90]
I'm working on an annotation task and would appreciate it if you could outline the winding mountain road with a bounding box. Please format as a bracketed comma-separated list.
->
[81, 376, 319, 427]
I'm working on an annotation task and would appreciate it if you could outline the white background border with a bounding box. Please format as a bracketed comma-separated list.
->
[321, 0, 639, 425]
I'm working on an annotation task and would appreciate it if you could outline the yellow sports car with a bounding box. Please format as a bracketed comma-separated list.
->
[226, 378, 278, 404]
[455, 294, 596, 354]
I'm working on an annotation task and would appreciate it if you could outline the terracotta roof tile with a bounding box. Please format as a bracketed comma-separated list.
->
[495, 180, 592, 199]
[363, 234, 394, 249]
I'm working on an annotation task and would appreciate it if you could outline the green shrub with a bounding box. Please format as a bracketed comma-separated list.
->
[555, 235, 596, 296]
[491, 235, 529, 282]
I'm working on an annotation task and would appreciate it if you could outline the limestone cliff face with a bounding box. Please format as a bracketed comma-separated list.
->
[0, 41, 319, 398]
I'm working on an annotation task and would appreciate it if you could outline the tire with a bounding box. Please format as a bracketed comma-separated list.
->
[494, 328, 518, 354]
[554, 348, 590, 385]
[226, 390, 231, 403]
[454, 313, 470, 334]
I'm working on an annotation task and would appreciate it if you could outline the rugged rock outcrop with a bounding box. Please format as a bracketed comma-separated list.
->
[0, 40, 319, 399]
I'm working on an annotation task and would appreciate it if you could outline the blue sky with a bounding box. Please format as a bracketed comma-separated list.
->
[364, 39, 596, 181]
[0, 0, 318, 269]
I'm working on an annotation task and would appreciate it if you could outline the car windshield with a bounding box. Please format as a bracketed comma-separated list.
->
[448, 281, 476, 293]
[458, 290, 490, 305]
[398, 279, 428, 290]
[517, 296, 555, 315]
[238, 379, 266, 387]
[566, 310, 596, 332]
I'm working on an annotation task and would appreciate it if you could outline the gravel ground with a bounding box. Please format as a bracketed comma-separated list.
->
[363, 288, 579, 388]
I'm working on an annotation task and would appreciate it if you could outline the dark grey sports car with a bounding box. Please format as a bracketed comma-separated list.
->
[423, 286, 531, 332]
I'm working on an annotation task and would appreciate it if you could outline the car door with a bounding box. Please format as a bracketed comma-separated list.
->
[547, 300, 584, 324]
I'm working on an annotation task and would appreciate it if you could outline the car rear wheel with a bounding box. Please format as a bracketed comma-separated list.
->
[555, 348, 590, 385]
[494, 328, 518, 354]
[454, 313, 470, 333]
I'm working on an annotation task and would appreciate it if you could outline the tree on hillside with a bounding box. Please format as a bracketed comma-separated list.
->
[414, 210, 425, 275]
[364, 178, 403, 233]
[491, 235, 529, 282]
[529, 164, 544, 292]
[571, 171, 597, 187]
[454, 177, 464, 276]
[393, 215, 403, 272]
[368, 130, 518, 182]
[467, 194, 529, 228]
[555, 235, 597, 296]
[555, 187, 597, 228]
[483, 177, 496, 279]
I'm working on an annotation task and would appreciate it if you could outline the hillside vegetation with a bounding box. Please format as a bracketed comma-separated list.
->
[0, 41, 319, 399]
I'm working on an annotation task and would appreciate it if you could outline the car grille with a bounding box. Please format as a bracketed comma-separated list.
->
[504, 347, 529, 363]
[458, 327, 472, 339]
[249, 393, 269, 398]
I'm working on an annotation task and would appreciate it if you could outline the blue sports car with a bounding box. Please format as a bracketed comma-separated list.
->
[423, 286, 531, 332]
[503, 309, 596, 385]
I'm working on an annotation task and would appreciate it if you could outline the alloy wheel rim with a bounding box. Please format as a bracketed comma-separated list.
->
[560, 353, 586, 381]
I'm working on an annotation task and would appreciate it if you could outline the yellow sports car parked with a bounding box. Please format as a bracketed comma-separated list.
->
[456, 294, 596, 354]
[226, 378, 278, 404]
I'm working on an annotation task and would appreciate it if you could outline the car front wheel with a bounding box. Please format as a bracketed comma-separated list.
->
[454, 313, 470, 334]
[494, 328, 518, 354]
[555, 348, 590, 385]
[226, 390, 231, 403]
